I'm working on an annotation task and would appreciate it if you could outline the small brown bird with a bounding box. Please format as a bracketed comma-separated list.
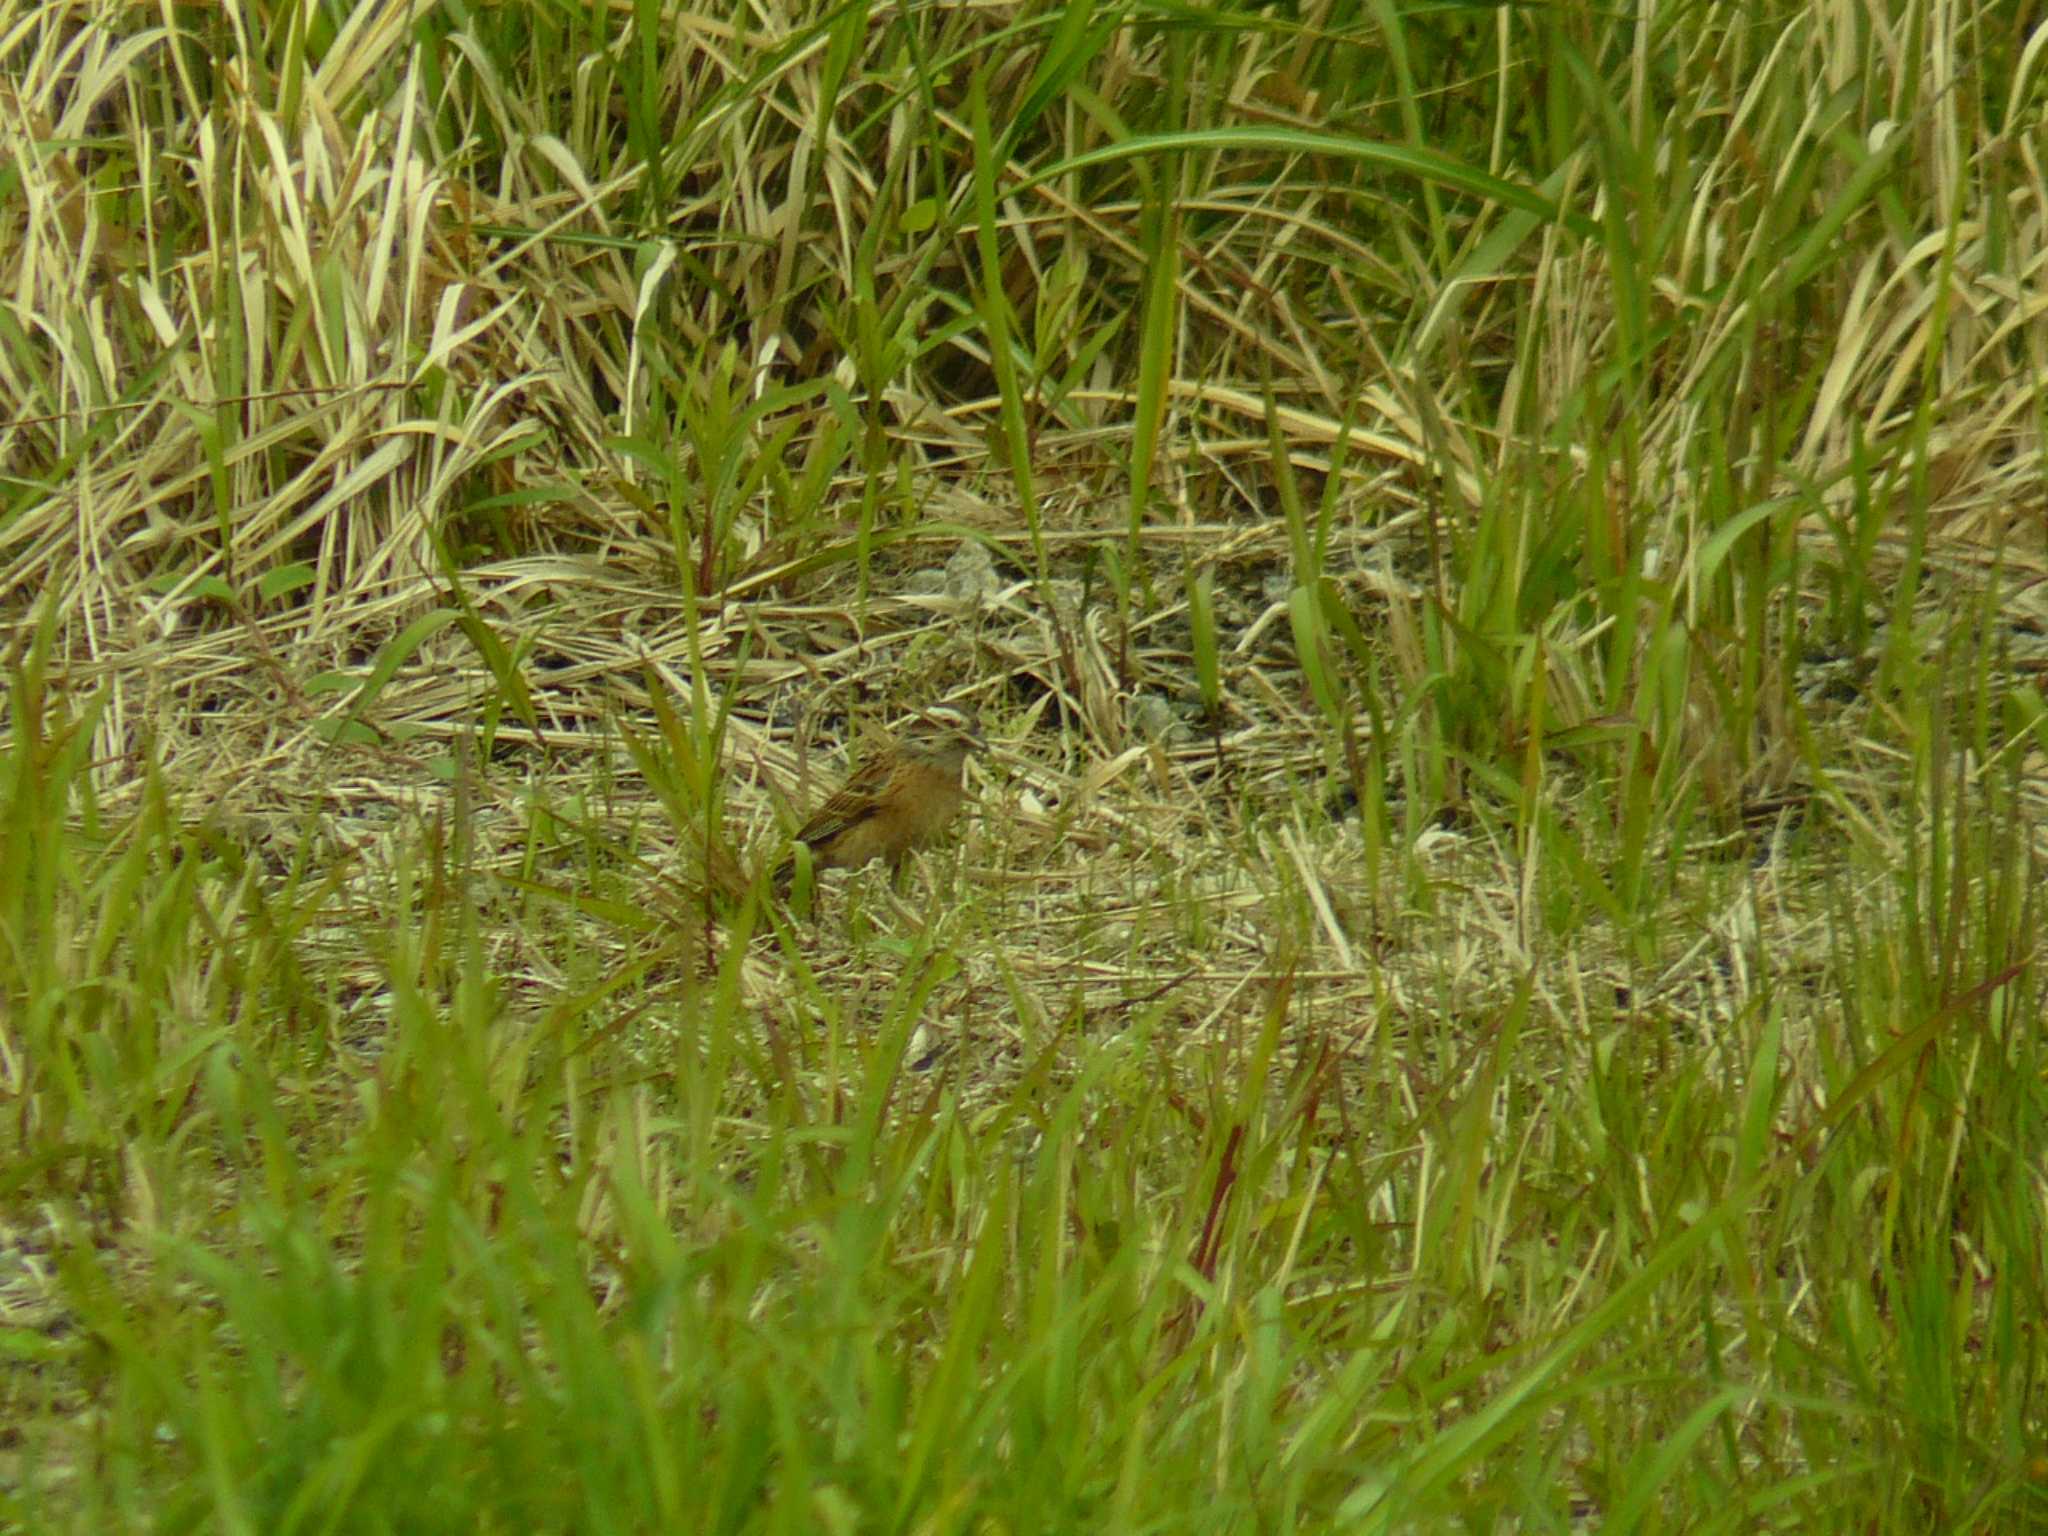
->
[775, 704, 986, 890]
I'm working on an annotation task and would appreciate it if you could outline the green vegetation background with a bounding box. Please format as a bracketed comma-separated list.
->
[3, 0, 2047, 1529]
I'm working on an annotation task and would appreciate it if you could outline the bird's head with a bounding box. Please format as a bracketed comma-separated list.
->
[904, 703, 987, 772]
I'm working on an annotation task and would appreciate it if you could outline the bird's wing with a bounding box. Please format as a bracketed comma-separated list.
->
[795, 757, 892, 846]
